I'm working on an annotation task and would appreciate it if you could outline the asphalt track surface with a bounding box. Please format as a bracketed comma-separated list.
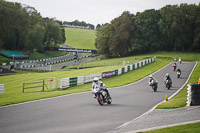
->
[0, 62, 196, 133]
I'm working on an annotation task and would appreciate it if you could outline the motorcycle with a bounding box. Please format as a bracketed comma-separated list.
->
[150, 79, 158, 92]
[177, 71, 181, 78]
[165, 79, 172, 89]
[93, 88, 112, 106]
[173, 65, 177, 71]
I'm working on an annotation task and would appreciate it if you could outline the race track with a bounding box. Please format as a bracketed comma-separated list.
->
[0, 62, 196, 133]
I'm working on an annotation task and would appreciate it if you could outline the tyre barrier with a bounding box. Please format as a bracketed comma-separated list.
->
[187, 83, 200, 106]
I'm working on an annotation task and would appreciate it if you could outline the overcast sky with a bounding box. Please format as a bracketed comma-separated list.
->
[6, 0, 200, 26]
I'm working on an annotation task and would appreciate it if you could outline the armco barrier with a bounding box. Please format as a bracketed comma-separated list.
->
[60, 78, 70, 89]
[122, 67, 125, 74]
[118, 68, 122, 75]
[69, 77, 77, 87]
[77, 76, 85, 85]
[85, 73, 102, 83]
[60, 57, 155, 89]
[114, 70, 118, 76]
[132, 64, 135, 70]
[0, 84, 4, 94]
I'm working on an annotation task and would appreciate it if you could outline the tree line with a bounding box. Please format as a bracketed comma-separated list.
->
[63, 20, 95, 30]
[95, 3, 200, 58]
[0, 0, 66, 54]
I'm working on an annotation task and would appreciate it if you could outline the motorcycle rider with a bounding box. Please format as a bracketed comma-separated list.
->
[174, 57, 177, 62]
[99, 79, 111, 98]
[92, 77, 100, 98]
[176, 68, 181, 74]
[148, 74, 155, 86]
[179, 57, 182, 64]
[173, 63, 177, 71]
[164, 73, 172, 84]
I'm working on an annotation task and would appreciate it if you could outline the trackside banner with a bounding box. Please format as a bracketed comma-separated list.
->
[45, 47, 97, 54]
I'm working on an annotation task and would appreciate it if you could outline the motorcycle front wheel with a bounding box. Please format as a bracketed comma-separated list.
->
[97, 94, 104, 106]
[152, 85, 157, 92]
[166, 84, 170, 89]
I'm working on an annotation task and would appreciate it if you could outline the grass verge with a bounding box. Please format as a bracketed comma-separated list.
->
[144, 122, 200, 133]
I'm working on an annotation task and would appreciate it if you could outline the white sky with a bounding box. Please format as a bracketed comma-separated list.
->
[5, 0, 200, 26]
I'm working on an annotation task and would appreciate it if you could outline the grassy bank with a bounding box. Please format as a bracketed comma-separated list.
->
[64, 27, 96, 49]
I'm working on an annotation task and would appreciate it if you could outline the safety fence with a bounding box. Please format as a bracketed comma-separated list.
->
[23, 80, 45, 92]
[22, 77, 58, 92]
[60, 57, 155, 89]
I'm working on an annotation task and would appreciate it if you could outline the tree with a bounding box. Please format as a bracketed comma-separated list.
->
[26, 24, 45, 54]
[95, 24, 111, 57]
[44, 18, 65, 47]
[96, 24, 101, 30]
[158, 5, 180, 51]
[193, 3, 200, 52]
[0, 0, 66, 52]
[108, 11, 134, 57]
[131, 9, 161, 53]
[176, 4, 197, 51]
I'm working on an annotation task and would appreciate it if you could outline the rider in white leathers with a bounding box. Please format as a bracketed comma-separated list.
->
[148, 74, 155, 86]
[91, 77, 100, 98]
[92, 77, 110, 98]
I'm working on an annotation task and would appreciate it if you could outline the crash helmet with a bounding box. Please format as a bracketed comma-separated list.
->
[149, 74, 152, 78]
[93, 77, 99, 82]
[166, 73, 169, 76]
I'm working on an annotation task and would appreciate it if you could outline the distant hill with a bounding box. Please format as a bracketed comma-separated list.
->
[64, 27, 96, 50]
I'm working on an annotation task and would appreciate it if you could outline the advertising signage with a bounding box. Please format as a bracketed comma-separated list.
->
[45, 47, 97, 54]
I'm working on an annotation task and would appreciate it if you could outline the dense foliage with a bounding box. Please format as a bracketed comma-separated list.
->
[63, 20, 95, 30]
[0, 0, 66, 54]
[95, 4, 200, 58]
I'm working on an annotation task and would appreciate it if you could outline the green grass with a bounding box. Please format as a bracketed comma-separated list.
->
[0, 66, 124, 105]
[0, 55, 167, 106]
[144, 122, 200, 133]
[156, 61, 200, 109]
[28, 51, 67, 60]
[65, 27, 96, 49]
[0, 52, 200, 106]
[65, 54, 155, 69]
